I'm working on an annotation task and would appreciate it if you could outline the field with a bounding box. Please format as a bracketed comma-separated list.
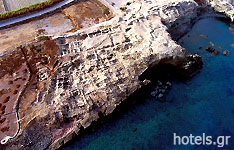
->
[2, 0, 46, 11]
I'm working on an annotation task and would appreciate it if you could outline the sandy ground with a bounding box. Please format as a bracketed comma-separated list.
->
[32, 13, 74, 36]
[0, 23, 37, 53]
[62, 0, 113, 29]
[0, 0, 112, 54]
[0, 13, 73, 54]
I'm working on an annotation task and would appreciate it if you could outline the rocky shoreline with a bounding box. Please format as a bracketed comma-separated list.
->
[1, 0, 233, 149]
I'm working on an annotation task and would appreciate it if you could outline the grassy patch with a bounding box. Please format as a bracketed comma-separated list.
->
[0, 0, 63, 20]
[102, 8, 110, 15]
[120, 7, 127, 11]
[37, 36, 50, 41]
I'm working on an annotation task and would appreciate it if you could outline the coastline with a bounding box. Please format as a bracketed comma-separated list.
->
[1, 0, 233, 149]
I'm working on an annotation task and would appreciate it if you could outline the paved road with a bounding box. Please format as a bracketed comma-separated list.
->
[0, 0, 74, 28]
[98, 0, 125, 13]
[105, 0, 125, 8]
[0, 0, 125, 29]
[2, 0, 9, 11]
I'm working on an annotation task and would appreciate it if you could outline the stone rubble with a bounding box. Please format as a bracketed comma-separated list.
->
[150, 80, 172, 101]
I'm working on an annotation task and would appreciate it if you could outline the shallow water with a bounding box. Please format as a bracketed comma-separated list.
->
[63, 18, 234, 150]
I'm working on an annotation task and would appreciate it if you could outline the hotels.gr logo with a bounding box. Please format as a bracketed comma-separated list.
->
[173, 133, 231, 148]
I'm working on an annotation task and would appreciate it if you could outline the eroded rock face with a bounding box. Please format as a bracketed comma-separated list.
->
[1, 0, 203, 149]
[199, 0, 234, 21]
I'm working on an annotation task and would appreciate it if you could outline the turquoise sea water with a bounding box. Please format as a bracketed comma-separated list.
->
[63, 18, 234, 150]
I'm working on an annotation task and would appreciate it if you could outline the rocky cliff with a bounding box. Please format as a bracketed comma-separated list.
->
[198, 0, 234, 21]
[1, 0, 203, 149]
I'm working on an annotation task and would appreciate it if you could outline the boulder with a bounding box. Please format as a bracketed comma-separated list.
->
[223, 50, 229, 55]
[205, 47, 220, 55]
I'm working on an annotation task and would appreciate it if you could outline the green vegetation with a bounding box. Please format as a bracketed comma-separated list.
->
[0, 0, 63, 20]
[37, 36, 50, 41]
[120, 7, 127, 11]
[103, 8, 110, 15]
[28, 43, 33, 48]
[28, 43, 35, 49]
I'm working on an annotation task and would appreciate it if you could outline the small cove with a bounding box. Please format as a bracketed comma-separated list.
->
[63, 17, 234, 150]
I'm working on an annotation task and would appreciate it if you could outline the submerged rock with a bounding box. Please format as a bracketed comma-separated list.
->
[223, 50, 229, 55]
[158, 93, 164, 98]
[181, 54, 203, 78]
[209, 41, 215, 47]
[151, 91, 157, 97]
[205, 47, 220, 55]
[200, 34, 208, 38]
[151, 81, 172, 102]
[166, 81, 172, 87]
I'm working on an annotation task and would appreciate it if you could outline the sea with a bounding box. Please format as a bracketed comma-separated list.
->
[63, 17, 234, 150]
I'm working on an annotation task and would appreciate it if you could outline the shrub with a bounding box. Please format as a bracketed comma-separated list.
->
[120, 7, 127, 11]
[37, 36, 50, 41]
[103, 8, 110, 15]
[28, 44, 34, 49]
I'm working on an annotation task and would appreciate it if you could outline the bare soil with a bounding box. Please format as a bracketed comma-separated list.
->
[62, 0, 113, 30]
[0, 39, 59, 141]
[0, 59, 30, 140]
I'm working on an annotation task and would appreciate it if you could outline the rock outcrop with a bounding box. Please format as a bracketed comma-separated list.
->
[199, 0, 234, 21]
[1, 0, 203, 149]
